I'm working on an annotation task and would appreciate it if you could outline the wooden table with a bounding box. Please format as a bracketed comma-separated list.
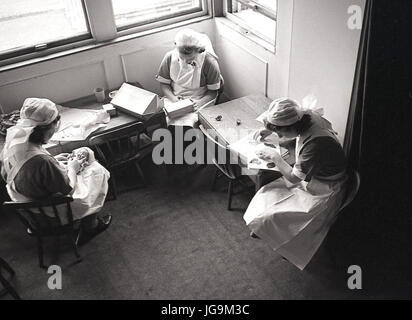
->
[198, 94, 295, 190]
[0, 91, 166, 156]
[199, 94, 270, 145]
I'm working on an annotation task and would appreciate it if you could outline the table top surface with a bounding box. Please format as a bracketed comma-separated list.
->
[0, 90, 163, 155]
[198, 94, 271, 145]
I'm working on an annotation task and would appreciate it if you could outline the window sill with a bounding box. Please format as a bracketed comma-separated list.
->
[0, 15, 212, 74]
[215, 17, 276, 54]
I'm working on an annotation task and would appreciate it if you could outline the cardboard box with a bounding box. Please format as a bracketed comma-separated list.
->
[110, 83, 160, 118]
[102, 103, 117, 117]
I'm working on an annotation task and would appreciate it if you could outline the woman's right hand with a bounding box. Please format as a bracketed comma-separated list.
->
[253, 129, 273, 142]
[170, 95, 180, 103]
[67, 157, 83, 173]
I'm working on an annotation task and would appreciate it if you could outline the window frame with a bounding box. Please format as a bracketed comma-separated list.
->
[114, 0, 209, 35]
[0, 0, 92, 62]
[223, 0, 277, 51]
[0, 0, 211, 68]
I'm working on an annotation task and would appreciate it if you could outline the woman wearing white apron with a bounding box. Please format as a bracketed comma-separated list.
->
[156, 28, 221, 127]
[0, 98, 112, 245]
[244, 98, 347, 270]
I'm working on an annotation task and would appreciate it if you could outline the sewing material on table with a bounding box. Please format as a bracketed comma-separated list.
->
[50, 106, 110, 142]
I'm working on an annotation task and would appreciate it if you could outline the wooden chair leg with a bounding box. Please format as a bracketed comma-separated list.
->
[0, 257, 15, 277]
[37, 237, 46, 269]
[211, 167, 219, 191]
[134, 161, 147, 186]
[227, 180, 233, 211]
[0, 272, 21, 300]
[71, 231, 82, 264]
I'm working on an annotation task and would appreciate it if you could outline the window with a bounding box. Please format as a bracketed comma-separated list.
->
[0, 0, 210, 66]
[112, 0, 207, 32]
[225, 0, 277, 47]
[0, 0, 90, 60]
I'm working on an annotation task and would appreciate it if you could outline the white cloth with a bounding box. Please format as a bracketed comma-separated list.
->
[243, 112, 347, 270]
[5, 145, 109, 224]
[67, 150, 110, 221]
[50, 106, 109, 142]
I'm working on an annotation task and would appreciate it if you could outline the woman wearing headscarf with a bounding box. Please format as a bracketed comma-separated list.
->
[156, 28, 221, 127]
[244, 97, 348, 270]
[0, 98, 112, 245]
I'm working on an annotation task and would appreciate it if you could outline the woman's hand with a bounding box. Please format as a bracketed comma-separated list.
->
[67, 157, 85, 174]
[169, 95, 180, 103]
[255, 146, 282, 164]
[255, 146, 274, 161]
[55, 153, 70, 162]
[253, 129, 273, 142]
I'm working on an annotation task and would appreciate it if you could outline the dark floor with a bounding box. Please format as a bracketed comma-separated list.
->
[0, 158, 411, 300]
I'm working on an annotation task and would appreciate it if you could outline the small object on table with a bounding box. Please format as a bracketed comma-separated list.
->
[102, 103, 117, 117]
[108, 90, 118, 99]
[250, 158, 262, 165]
[236, 119, 241, 126]
[215, 115, 222, 121]
[94, 88, 106, 103]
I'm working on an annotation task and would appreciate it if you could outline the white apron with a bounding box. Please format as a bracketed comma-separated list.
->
[166, 49, 216, 127]
[4, 145, 109, 224]
[243, 113, 347, 270]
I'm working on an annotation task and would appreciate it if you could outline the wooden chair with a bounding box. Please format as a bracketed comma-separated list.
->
[0, 257, 21, 300]
[88, 121, 153, 199]
[2, 196, 81, 269]
[199, 124, 250, 210]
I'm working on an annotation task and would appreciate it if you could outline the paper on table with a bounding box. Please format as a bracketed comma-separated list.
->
[164, 97, 216, 127]
[51, 106, 110, 142]
[229, 132, 288, 171]
[163, 98, 194, 119]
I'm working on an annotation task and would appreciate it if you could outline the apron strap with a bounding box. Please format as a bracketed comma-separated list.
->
[5, 147, 50, 185]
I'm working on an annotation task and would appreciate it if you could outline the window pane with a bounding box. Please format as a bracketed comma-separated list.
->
[0, 0, 89, 56]
[229, 0, 277, 43]
[254, 0, 277, 12]
[112, 0, 203, 28]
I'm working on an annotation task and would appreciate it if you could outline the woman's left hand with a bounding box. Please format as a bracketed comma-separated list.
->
[255, 146, 282, 163]
[55, 153, 70, 162]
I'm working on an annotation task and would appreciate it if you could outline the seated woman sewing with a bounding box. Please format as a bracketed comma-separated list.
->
[0, 98, 112, 245]
[244, 97, 348, 270]
[156, 28, 221, 127]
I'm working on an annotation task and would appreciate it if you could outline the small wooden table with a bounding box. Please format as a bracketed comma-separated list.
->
[0, 91, 166, 156]
[198, 94, 295, 191]
[198, 94, 270, 145]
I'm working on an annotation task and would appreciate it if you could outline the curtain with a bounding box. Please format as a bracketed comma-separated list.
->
[330, 0, 412, 288]
[343, 0, 373, 170]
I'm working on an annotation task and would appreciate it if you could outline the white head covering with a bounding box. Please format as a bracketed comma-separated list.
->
[0, 98, 59, 183]
[3, 98, 58, 149]
[266, 97, 303, 126]
[266, 95, 324, 126]
[174, 28, 218, 59]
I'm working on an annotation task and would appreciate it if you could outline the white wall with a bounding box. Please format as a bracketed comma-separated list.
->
[0, 20, 214, 113]
[288, 0, 365, 141]
[214, 0, 294, 100]
[0, 0, 363, 141]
